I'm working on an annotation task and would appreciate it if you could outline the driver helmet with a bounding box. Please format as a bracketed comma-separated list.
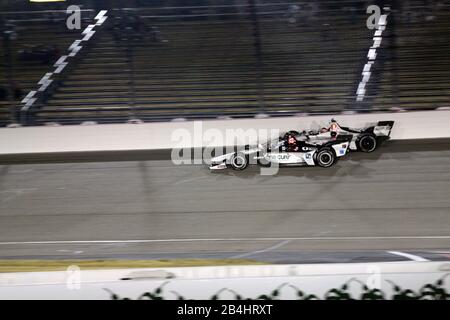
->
[329, 119, 339, 132]
[288, 135, 296, 145]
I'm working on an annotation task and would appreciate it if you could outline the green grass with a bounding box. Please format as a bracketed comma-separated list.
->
[0, 259, 265, 273]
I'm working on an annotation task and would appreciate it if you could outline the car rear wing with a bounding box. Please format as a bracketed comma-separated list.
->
[374, 121, 394, 137]
[377, 121, 394, 127]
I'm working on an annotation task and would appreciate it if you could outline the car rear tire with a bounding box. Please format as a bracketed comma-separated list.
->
[316, 148, 335, 168]
[358, 134, 377, 153]
[230, 152, 249, 170]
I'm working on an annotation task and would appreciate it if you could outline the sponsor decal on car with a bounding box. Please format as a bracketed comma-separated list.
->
[270, 154, 290, 161]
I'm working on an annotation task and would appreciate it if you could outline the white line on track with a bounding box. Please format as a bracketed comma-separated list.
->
[230, 240, 291, 259]
[0, 236, 449, 245]
[387, 251, 430, 262]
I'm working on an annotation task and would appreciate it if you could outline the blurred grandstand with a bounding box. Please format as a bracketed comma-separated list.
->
[0, 0, 449, 126]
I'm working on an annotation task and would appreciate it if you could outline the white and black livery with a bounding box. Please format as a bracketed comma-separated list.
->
[209, 132, 353, 171]
[304, 119, 394, 153]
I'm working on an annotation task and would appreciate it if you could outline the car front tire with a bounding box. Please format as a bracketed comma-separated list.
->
[316, 148, 335, 168]
[230, 152, 249, 170]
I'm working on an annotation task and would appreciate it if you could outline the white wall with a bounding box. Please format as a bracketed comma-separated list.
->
[0, 262, 448, 300]
[1, 111, 449, 155]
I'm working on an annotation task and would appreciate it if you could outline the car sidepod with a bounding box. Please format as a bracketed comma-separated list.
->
[331, 141, 351, 158]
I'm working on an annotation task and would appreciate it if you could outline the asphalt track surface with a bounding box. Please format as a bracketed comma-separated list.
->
[0, 139, 449, 263]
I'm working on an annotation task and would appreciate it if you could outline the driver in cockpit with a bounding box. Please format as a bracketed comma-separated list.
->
[283, 132, 300, 152]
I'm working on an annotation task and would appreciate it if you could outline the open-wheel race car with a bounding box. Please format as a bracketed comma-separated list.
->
[304, 119, 395, 153]
[209, 131, 353, 171]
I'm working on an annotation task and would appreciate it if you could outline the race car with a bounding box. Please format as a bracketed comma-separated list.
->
[303, 119, 394, 153]
[209, 131, 353, 171]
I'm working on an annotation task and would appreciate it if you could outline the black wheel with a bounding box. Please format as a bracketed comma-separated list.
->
[230, 152, 249, 170]
[358, 134, 377, 153]
[315, 148, 335, 168]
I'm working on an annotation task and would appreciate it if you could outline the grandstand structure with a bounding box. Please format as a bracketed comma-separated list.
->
[0, 0, 449, 126]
